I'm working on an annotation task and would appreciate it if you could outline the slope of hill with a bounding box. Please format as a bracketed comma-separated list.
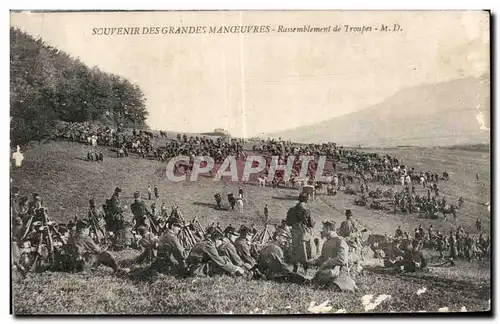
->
[267, 77, 490, 147]
[10, 28, 148, 145]
[10, 140, 491, 314]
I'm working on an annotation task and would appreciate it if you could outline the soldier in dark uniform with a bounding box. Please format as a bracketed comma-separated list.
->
[130, 191, 152, 230]
[28, 193, 43, 216]
[227, 193, 236, 210]
[234, 225, 257, 267]
[395, 225, 403, 238]
[338, 210, 358, 239]
[153, 219, 188, 272]
[105, 187, 124, 232]
[18, 196, 30, 224]
[218, 226, 252, 270]
[396, 240, 428, 273]
[136, 226, 159, 263]
[154, 185, 159, 199]
[258, 228, 309, 284]
[475, 218, 482, 232]
[286, 193, 315, 275]
[147, 185, 152, 200]
[112, 219, 135, 251]
[264, 205, 269, 223]
[214, 193, 222, 209]
[65, 220, 128, 274]
[186, 227, 245, 277]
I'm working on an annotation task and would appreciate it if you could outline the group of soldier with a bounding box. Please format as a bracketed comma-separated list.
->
[392, 221, 490, 261]
[20, 124, 488, 287]
[12, 183, 377, 291]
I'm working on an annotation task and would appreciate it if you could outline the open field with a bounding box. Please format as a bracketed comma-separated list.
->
[10, 140, 491, 314]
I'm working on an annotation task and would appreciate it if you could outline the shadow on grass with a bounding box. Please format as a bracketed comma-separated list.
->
[272, 195, 299, 201]
[192, 201, 230, 211]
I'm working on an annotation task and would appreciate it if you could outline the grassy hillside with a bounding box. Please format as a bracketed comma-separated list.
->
[10, 141, 491, 314]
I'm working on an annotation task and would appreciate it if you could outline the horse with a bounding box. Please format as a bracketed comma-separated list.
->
[441, 204, 458, 222]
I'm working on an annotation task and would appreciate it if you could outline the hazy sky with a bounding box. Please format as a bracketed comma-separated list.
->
[10, 11, 489, 137]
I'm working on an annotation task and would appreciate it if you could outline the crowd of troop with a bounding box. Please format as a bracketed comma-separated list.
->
[12, 122, 488, 289]
[12, 182, 460, 291]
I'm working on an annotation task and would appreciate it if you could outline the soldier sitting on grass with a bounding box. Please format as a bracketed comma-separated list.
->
[257, 228, 310, 285]
[234, 225, 257, 268]
[135, 226, 159, 264]
[308, 221, 357, 292]
[395, 240, 428, 273]
[218, 226, 253, 271]
[64, 220, 129, 274]
[152, 219, 188, 274]
[186, 227, 245, 277]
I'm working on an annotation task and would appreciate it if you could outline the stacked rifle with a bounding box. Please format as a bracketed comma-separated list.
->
[88, 211, 107, 244]
[252, 224, 273, 245]
[17, 208, 68, 272]
[165, 206, 205, 248]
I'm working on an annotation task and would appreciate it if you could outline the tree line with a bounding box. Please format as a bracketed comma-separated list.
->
[10, 27, 148, 145]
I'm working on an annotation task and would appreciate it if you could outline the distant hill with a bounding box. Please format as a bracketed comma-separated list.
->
[267, 76, 490, 147]
[10, 28, 148, 145]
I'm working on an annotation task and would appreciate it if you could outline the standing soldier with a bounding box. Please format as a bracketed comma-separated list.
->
[395, 225, 403, 238]
[475, 218, 482, 232]
[214, 193, 222, 210]
[147, 185, 152, 200]
[436, 232, 446, 259]
[238, 187, 244, 199]
[105, 187, 124, 233]
[264, 205, 269, 223]
[428, 225, 434, 241]
[449, 231, 457, 259]
[338, 210, 358, 239]
[130, 191, 152, 231]
[286, 193, 315, 275]
[154, 185, 159, 199]
[151, 202, 156, 218]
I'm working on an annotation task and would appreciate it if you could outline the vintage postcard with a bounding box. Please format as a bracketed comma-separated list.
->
[9, 10, 491, 315]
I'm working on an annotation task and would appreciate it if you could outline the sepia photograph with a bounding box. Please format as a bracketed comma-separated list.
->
[9, 10, 491, 315]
